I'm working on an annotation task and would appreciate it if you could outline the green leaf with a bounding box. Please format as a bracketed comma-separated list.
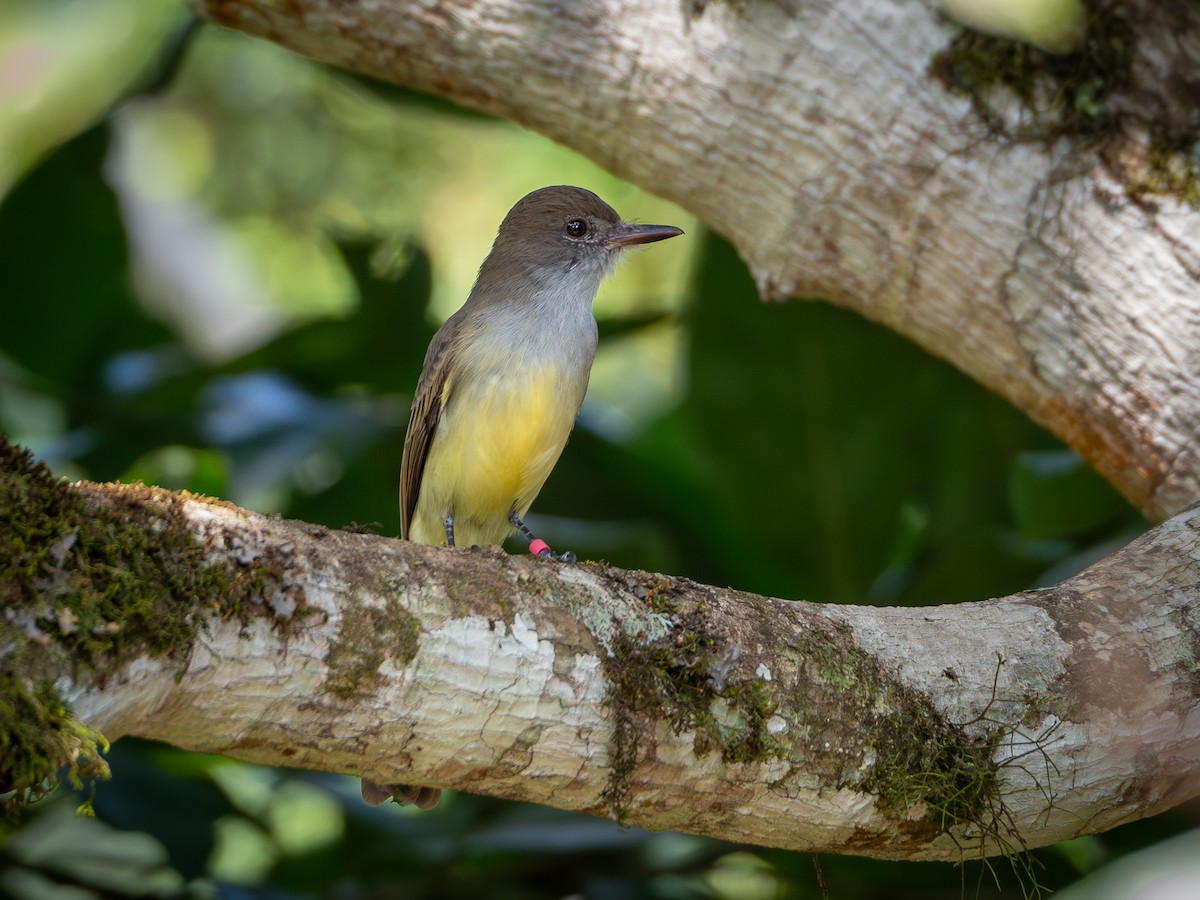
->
[1009, 449, 1135, 539]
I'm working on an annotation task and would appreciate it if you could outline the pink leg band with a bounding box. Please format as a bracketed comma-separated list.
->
[529, 539, 551, 557]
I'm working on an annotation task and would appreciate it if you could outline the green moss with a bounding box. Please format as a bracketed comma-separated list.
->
[861, 705, 1003, 838]
[600, 584, 784, 818]
[796, 627, 1012, 843]
[1132, 129, 1200, 206]
[324, 590, 421, 700]
[600, 589, 1040, 862]
[717, 677, 781, 764]
[0, 679, 110, 811]
[0, 436, 298, 810]
[818, 661, 859, 691]
[930, 9, 1199, 206]
[930, 10, 1134, 139]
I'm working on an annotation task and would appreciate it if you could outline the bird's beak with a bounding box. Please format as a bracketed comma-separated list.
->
[606, 223, 685, 249]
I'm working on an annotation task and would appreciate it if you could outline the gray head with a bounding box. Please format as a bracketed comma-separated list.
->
[475, 186, 683, 289]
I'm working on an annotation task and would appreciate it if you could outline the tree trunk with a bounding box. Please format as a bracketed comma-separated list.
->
[197, 0, 1200, 523]
[4, 443, 1197, 861]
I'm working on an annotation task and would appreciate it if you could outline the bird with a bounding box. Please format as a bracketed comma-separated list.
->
[361, 185, 684, 809]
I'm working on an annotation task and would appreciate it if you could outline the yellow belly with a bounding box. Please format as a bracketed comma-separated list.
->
[408, 367, 580, 547]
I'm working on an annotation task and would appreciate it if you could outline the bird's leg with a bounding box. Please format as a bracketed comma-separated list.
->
[443, 514, 456, 548]
[509, 511, 576, 563]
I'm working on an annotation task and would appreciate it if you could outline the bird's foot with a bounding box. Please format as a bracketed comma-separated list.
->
[528, 538, 576, 563]
[361, 780, 442, 810]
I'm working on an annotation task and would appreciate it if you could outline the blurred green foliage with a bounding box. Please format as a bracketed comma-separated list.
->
[1, 3, 1192, 899]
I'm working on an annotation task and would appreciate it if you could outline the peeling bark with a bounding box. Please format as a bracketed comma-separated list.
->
[10, 471, 1196, 861]
[196, 0, 1200, 522]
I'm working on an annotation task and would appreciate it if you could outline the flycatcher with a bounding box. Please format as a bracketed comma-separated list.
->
[401, 184, 683, 560]
[361, 185, 682, 810]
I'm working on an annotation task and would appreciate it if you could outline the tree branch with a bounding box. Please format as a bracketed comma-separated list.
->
[5, 443, 1197, 861]
[196, 0, 1200, 522]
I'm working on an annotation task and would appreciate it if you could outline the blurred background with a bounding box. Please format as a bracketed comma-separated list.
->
[1, 0, 1194, 897]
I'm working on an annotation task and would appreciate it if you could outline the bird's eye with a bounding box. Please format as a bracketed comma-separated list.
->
[565, 219, 588, 238]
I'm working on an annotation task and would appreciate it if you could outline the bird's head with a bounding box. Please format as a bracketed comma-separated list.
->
[481, 185, 683, 285]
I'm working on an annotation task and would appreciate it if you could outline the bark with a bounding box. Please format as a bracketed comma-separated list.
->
[196, 0, 1200, 523]
[19, 475, 1198, 861]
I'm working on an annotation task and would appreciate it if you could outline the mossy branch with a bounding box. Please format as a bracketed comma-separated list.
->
[3, 437, 1198, 860]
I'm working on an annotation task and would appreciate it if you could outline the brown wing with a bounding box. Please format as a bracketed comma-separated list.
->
[399, 318, 461, 539]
